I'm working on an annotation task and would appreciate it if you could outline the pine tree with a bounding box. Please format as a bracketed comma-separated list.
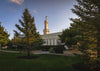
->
[0, 22, 9, 47]
[89, 0, 100, 58]
[14, 9, 43, 56]
[71, 0, 100, 57]
[12, 31, 23, 51]
[59, 25, 82, 48]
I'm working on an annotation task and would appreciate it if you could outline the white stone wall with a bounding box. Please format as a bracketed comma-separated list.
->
[41, 32, 62, 45]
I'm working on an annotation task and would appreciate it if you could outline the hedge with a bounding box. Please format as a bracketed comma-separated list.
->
[40, 45, 65, 53]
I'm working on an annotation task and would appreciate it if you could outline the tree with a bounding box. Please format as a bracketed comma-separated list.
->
[70, 0, 100, 70]
[88, 0, 100, 58]
[59, 24, 82, 48]
[71, 0, 100, 57]
[0, 22, 9, 47]
[11, 31, 24, 51]
[14, 9, 43, 56]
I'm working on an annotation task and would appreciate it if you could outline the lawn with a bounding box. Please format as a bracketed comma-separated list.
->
[0, 52, 81, 71]
[1, 48, 19, 51]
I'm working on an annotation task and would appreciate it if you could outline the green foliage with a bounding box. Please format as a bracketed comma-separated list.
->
[53, 47, 64, 53]
[14, 9, 43, 56]
[49, 47, 55, 53]
[12, 37, 26, 50]
[70, 0, 100, 69]
[60, 0, 100, 69]
[40, 45, 65, 54]
[0, 22, 9, 47]
[59, 23, 82, 48]
[71, 0, 100, 57]
[40, 45, 65, 51]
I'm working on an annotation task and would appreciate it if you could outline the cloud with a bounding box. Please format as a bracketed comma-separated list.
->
[10, 0, 24, 5]
[32, 10, 37, 13]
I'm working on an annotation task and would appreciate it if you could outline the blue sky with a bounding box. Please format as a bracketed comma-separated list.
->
[0, 0, 78, 39]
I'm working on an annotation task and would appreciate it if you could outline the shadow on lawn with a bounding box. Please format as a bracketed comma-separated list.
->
[17, 55, 39, 59]
[0, 53, 7, 55]
[73, 62, 100, 71]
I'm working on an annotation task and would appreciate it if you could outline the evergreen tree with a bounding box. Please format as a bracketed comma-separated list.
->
[12, 31, 24, 50]
[88, 0, 100, 58]
[59, 23, 82, 48]
[0, 22, 9, 47]
[14, 9, 43, 56]
[71, 0, 100, 57]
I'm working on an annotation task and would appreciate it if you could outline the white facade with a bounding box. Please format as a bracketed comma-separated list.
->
[41, 16, 62, 46]
[41, 32, 62, 45]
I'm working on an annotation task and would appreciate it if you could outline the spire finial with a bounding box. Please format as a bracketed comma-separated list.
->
[46, 16, 47, 20]
[0, 22, 1, 25]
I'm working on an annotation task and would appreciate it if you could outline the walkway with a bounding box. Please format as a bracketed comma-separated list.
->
[0, 50, 79, 56]
[0, 50, 19, 53]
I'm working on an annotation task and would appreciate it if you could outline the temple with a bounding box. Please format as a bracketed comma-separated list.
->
[41, 16, 62, 45]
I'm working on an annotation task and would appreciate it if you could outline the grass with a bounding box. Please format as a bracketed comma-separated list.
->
[1, 48, 18, 51]
[0, 52, 81, 71]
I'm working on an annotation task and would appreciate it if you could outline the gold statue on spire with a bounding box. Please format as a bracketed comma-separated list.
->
[46, 16, 47, 20]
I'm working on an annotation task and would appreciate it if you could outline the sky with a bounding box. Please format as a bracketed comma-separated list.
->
[0, 0, 78, 39]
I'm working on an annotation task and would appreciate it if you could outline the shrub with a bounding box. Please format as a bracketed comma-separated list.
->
[49, 47, 55, 53]
[54, 47, 64, 54]
[40, 46, 51, 51]
[40, 45, 65, 51]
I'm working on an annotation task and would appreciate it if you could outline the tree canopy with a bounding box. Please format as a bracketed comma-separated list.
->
[60, 0, 100, 58]
[14, 9, 43, 56]
[71, 0, 100, 57]
[59, 23, 82, 48]
[0, 22, 9, 47]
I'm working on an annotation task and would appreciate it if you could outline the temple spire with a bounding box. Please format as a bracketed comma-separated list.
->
[43, 16, 50, 35]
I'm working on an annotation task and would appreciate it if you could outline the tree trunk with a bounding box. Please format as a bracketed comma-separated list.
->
[27, 47, 30, 56]
[0, 44, 1, 50]
[27, 34, 30, 56]
[97, 5, 100, 58]
[97, 30, 100, 58]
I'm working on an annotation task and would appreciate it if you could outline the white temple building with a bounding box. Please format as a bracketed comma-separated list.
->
[41, 16, 62, 45]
